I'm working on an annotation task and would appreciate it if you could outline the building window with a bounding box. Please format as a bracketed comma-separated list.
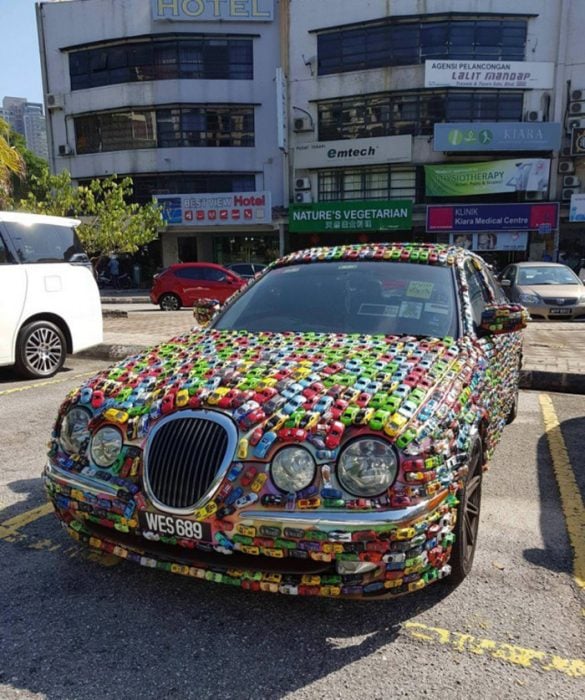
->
[69, 36, 253, 90]
[74, 106, 255, 154]
[318, 166, 418, 201]
[318, 90, 524, 139]
[317, 18, 527, 75]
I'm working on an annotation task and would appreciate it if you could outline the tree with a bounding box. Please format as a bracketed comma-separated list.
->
[18, 171, 164, 257]
[0, 118, 26, 207]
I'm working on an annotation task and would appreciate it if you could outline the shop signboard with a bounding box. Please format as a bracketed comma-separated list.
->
[156, 191, 272, 226]
[152, 0, 274, 21]
[569, 193, 585, 222]
[426, 203, 559, 233]
[448, 232, 528, 252]
[289, 200, 413, 233]
[294, 135, 412, 169]
[424, 60, 554, 89]
[434, 122, 561, 152]
[425, 158, 550, 196]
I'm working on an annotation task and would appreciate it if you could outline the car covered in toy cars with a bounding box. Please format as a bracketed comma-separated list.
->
[44, 243, 527, 599]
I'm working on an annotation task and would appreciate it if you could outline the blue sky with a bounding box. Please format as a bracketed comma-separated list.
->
[0, 0, 44, 104]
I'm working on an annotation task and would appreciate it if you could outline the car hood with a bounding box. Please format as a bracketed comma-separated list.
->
[66, 328, 479, 451]
[517, 283, 583, 298]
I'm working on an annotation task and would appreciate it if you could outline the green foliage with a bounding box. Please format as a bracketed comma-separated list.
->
[0, 118, 26, 207]
[17, 171, 163, 256]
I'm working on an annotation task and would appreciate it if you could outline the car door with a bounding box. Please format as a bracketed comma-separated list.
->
[0, 231, 26, 366]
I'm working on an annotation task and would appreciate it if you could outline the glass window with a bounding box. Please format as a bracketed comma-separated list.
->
[464, 261, 490, 327]
[4, 222, 88, 265]
[0, 234, 14, 264]
[319, 166, 417, 201]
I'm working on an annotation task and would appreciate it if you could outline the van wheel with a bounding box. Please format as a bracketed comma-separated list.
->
[15, 321, 66, 379]
[449, 440, 483, 585]
[159, 293, 181, 311]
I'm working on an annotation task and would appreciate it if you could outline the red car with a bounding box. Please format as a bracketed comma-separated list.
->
[150, 263, 246, 311]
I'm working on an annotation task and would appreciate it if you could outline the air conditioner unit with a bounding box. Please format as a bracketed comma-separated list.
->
[561, 187, 580, 201]
[571, 89, 585, 102]
[294, 191, 313, 204]
[558, 160, 575, 174]
[293, 116, 314, 132]
[46, 93, 64, 110]
[294, 177, 311, 190]
[569, 101, 585, 115]
[58, 144, 73, 156]
[569, 118, 585, 130]
[525, 191, 545, 201]
[561, 145, 573, 158]
[563, 175, 581, 187]
[525, 110, 544, 122]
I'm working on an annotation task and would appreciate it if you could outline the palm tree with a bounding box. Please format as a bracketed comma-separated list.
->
[0, 117, 25, 208]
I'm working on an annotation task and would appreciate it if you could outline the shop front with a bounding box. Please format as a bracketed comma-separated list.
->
[155, 191, 282, 267]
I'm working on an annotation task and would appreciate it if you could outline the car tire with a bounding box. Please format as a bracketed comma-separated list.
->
[506, 390, 519, 424]
[15, 320, 67, 379]
[159, 293, 181, 311]
[449, 439, 483, 585]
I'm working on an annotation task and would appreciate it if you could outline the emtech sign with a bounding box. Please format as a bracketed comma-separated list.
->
[294, 135, 412, 169]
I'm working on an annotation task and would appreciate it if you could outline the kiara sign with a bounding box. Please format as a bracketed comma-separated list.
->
[152, 0, 274, 21]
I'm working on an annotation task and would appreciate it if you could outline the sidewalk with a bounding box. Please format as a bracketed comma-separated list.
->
[82, 291, 585, 394]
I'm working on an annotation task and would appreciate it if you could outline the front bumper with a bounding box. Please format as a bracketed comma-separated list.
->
[526, 302, 585, 321]
[44, 458, 458, 599]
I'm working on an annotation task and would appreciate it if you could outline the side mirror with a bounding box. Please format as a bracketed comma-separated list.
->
[499, 278, 512, 288]
[193, 298, 222, 327]
[479, 303, 529, 335]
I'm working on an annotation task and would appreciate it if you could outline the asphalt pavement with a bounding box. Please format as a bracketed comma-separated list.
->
[91, 290, 585, 395]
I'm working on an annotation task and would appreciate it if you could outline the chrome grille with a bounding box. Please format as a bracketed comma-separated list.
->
[541, 297, 576, 306]
[144, 411, 236, 513]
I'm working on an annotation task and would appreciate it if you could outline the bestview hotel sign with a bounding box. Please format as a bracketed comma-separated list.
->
[152, 0, 274, 21]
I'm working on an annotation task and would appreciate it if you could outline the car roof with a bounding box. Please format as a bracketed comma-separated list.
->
[0, 211, 80, 227]
[513, 262, 570, 268]
[170, 262, 228, 270]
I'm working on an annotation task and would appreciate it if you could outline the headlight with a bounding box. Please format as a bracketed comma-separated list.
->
[519, 292, 540, 305]
[90, 426, 123, 468]
[337, 438, 397, 497]
[271, 447, 316, 493]
[59, 407, 91, 455]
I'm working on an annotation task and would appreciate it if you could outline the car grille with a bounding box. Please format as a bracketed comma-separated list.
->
[541, 297, 577, 306]
[144, 412, 234, 511]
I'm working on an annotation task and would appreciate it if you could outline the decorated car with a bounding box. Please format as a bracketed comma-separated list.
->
[44, 243, 527, 599]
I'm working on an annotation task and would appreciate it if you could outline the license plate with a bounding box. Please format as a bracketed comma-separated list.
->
[549, 308, 572, 315]
[140, 511, 211, 541]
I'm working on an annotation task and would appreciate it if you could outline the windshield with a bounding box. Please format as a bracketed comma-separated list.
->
[214, 261, 458, 338]
[517, 266, 580, 286]
[4, 221, 89, 265]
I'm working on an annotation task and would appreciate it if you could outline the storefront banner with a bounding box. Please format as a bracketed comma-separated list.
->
[449, 232, 528, 252]
[434, 123, 562, 152]
[294, 135, 412, 169]
[156, 191, 272, 226]
[151, 0, 274, 21]
[289, 200, 413, 233]
[569, 193, 585, 222]
[427, 203, 559, 233]
[425, 159, 550, 196]
[424, 60, 554, 89]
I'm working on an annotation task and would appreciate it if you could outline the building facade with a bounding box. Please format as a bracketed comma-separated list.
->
[2, 96, 49, 160]
[38, 0, 585, 269]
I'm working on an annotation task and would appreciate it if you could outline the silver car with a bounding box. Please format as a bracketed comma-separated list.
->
[499, 262, 585, 320]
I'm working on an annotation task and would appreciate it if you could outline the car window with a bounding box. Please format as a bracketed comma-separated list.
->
[228, 264, 249, 276]
[3, 221, 89, 264]
[0, 233, 14, 264]
[463, 261, 490, 328]
[204, 267, 228, 282]
[500, 266, 516, 285]
[215, 261, 458, 338]
[482, 266, 507, 304]
[518, 265, 580, 286]
[175, 267, 204, 280]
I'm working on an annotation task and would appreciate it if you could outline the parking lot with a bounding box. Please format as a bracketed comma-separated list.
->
[0, 357, 583, 699]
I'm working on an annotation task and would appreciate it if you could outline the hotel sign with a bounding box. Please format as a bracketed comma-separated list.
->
[152, 0, 274, 22]
[294, 135, 412, 169]
[156, 191, 272, 226]
[425, 60, 555, 89]
[434, 122, 562, 152]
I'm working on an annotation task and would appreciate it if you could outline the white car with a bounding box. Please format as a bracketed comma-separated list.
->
[0, 211, 103, 378]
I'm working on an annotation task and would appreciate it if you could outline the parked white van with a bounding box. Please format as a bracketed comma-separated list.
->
[0, 212, 103, 378]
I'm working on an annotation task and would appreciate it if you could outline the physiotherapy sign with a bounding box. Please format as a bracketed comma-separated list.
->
[426, 203, 559, 233]
[434, 123, 562, 152]
[152, 0, 274, 22]
[425, 159, 550, 197]
[289, 201, 413, 234]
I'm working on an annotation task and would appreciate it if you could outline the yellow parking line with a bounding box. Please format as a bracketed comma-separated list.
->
[0, 503, 53, 540]
[540, 394, 585, 590]
[0, 370, 95, 397]
[404, 622, 585, 679]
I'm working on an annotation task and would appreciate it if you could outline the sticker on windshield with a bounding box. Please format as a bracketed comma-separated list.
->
[424, 303, 450, 315]
[399, 301, 423, 319]
[357, 304, 399, 317]
[406, 281, 434, 300]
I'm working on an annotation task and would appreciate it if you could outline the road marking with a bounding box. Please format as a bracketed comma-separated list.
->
[0, 503, 53, 540]
[0, 370, 95, 397]
[539, 394, 585, 591]
[404, 622, 585, 679]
